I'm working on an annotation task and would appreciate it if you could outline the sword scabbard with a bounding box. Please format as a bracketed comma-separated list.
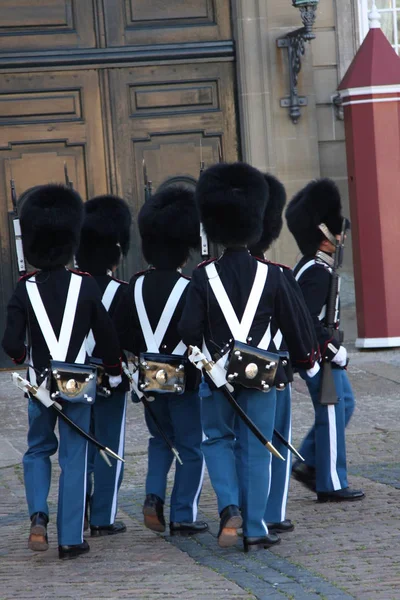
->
[265, 441, 285, 462]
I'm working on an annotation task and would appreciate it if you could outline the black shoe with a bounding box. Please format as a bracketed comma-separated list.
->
[267, 519, 294, 534]
[170, 521, 209, 536]
[217, 505, 243, 548]
[28, 512, 49, 552]
[90, 521, 127, 537]
[143, 494, 166, 533]
[243, 533, 281, 553]
[317, 488, 365, 503]
[292, 462, 316, 492]
[58, 540, 90, 560]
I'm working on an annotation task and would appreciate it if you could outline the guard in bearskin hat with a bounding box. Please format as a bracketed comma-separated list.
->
[248, 173, 315, 535]
[178, 163, 317, 552]
[286, 179, 364, 502]
[2, 184, 123, 560]
[113, 184, 208, 537]
[75, 194, 132, 537]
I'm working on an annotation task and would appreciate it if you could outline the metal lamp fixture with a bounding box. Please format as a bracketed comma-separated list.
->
[277, 0, 319, 124]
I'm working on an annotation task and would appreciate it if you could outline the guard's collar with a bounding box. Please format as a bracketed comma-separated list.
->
[315, 250, 334, 268]
[223, 246, 250, 254]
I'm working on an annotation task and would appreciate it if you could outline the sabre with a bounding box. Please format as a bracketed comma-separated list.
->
[188, 346, 285, 461]
[121, 362, 183, 466]
[273, 428, 304, 462]
[12, 372, 124, 465]
[9, 163, 26, 276]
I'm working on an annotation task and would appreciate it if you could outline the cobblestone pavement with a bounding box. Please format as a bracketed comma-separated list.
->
[1, 326, 400, 599]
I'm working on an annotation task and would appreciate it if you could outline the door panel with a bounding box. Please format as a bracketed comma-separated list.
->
[0, 0, 96, 51]
[103, 0, 231, 46]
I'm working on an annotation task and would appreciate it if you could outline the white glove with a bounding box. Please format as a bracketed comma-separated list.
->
[332, 346, 347, 367]
[108, 374, 122, 388]
[306, 362, 321, 378]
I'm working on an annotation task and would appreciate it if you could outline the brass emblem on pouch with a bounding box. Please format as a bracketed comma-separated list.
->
[245, 363, 258, 379]
[155, 369, 168, 385]
[66, 379, 78, 392]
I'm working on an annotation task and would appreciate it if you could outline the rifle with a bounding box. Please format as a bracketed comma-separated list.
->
[64, 162, 73, 189]
[199, 139, 209, 260]
[319, 218, 347, 405]
[143, 159, 153, 202]
[9, 166, 26, 276]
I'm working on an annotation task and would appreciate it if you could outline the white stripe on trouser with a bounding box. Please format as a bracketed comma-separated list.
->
[192, 431, 206, 522]
[262, 451, 273, 534]
[110, 394, 128, 524]
[80, 442, 88, 542]
[280, 389, 292, 522]
[327, 405, 341, 490]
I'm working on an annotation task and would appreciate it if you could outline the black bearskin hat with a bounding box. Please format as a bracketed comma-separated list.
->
[19, 184, 83, 269]
[195, 162, 268, 246]
[138, 185, 199, 269]
[75, 195, 131, 274]
[249, 173, 287, 257]
[285, 179, 349, 256]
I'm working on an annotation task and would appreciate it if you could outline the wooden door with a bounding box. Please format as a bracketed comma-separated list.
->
[0, 0, 238, 366]
[0, 69, 107, 365]
[108, 61, 238, 275]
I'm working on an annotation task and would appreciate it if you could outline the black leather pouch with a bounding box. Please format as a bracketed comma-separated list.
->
[225, 341, 279, 392]
[139, 353, 187, 395]
[49, 360, 97, 404]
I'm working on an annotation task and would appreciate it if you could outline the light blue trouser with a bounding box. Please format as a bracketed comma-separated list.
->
[265, 385, 292, 524]
[145, 390, 205, 523]
[87, 390, 127, 526]
[202, 387, 276, 538]
[23, 397, 90, 546]
[298, 368, 355, 492]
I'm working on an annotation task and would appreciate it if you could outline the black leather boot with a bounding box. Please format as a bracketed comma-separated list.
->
[218, 505, 243, 548]
[243, 533, 281, 553]
[58, 540, 90, 560]
[28, 512, 49, 552]
[170, 521, 209, 536]
[143, 494, 166, 532]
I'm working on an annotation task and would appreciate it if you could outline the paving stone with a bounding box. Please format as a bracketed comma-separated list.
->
[1, 335, 400, 599]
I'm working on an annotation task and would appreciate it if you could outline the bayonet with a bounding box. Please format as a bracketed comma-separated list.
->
[64, 162, 73, 189]
[142, 158, 153, 201]
[199, 140, 209, 259]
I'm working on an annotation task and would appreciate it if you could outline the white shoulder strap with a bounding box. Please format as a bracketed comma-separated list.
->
[205, 261, 268, 343]
[134, 275, 189, 353]
[86, 279, 121, 356]
[102, 279, 121, 311]
[294, 259, 315, 282]
[26, 273, 82, 362]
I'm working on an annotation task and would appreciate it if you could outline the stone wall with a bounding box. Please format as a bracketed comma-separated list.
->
[232, 0, 359, 305]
